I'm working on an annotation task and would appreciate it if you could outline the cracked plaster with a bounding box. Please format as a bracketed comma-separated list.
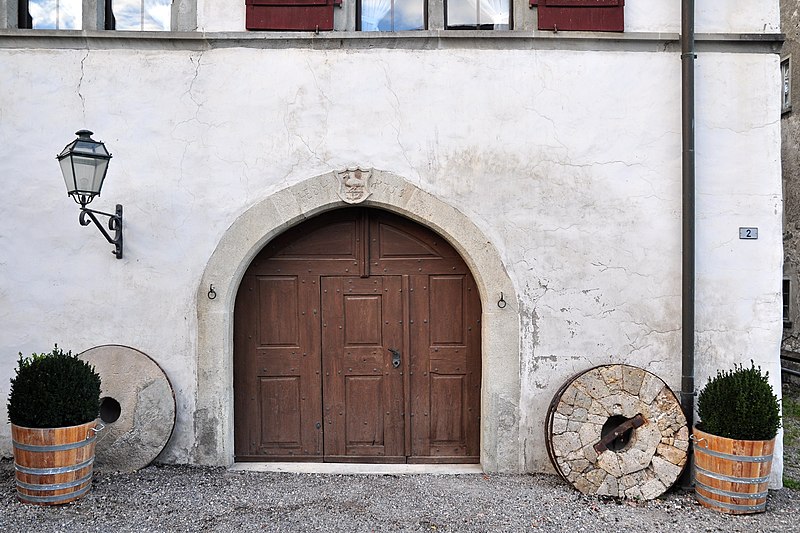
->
[0, 39, 783, 482]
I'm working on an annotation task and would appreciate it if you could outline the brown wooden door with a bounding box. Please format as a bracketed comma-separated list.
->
[234, 208, 481, 463]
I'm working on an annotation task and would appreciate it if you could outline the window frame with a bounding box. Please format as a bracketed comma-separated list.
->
[355, 0, 429, 32]
[783, 56, 792, 116]
[443, 0, 513, 31]
[784, 279, 792, 328]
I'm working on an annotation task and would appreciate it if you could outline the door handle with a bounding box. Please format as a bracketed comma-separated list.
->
[389, 348, 401, 368]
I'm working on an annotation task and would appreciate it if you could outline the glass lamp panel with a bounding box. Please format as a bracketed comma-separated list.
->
[73, 139, 110, 157]
[59, 156, 76, 194]
[71, 155, 106, 195]
[91, 158, 110, 195]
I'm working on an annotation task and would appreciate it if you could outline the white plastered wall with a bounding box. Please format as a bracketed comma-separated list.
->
[0, 42, 783, 481]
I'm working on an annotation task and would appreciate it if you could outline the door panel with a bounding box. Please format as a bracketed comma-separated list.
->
[257, 277, 299, 345]
[369, 211, 466, 276]
[258, 376, 302, 446]
[430, 375, 464, 442]
[429, 275, 466, 344]
[321, 276, 405, 462]
[234, 208, 481, 464]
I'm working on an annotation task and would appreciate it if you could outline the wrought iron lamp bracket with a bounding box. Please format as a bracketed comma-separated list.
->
[79, 204, 123, 259]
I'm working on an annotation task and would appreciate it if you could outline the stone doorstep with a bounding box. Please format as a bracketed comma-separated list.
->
[229, 463, 484, 475]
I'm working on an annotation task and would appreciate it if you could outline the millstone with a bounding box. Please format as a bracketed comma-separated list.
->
[545, 364, 688, 500]
[79, 345, 176, 472]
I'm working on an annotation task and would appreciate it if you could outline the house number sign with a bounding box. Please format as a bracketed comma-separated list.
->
[739, 227, 758, 240]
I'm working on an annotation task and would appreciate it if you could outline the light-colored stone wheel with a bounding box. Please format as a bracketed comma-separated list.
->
[545, 365, 688, 500]
[79, 345, 176, 472]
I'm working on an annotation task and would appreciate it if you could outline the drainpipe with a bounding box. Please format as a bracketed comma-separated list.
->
[680, 0, 696, 434]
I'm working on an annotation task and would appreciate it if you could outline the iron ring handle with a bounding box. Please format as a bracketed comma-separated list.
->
[497, 292, 507, 309]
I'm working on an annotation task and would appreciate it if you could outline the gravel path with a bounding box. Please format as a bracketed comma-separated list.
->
[783, 383, 800, 484]
[0, 460, 798, 532]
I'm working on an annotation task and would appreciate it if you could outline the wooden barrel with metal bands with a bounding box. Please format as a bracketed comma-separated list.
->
[692, 426, 774, 514]
[545, 364, 689, 500]
[12, 421, 98, 505]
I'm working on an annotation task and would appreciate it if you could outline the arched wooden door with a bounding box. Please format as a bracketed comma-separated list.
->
[234, 208, 481, 463]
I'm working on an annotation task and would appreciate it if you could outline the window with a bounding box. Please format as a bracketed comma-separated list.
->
[16, 0, 170, 30]
[19, 0, 81, 29]
[107, 0, 170, 31]
[359, 0, 424, 31]
[446, 0, 509, 30]
[783, 56, 792, 115]
[785, 279, 792, 328]
[531, 0, 624, 32]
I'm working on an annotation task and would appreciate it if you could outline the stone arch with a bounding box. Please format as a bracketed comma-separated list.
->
[195, 169, 521, 472]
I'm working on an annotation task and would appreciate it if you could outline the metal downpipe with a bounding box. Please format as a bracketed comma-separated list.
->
[680, 0, 696, 437]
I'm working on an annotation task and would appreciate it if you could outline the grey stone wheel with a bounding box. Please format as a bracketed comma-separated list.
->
[79, 345, 176, 472]
[545, 364, 688, 500]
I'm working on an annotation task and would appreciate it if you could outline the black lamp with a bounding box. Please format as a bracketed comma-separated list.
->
[57, 130, 123, 259]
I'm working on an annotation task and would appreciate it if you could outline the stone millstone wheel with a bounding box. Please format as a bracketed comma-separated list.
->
[78, 345, 176, 473]
[545, 365, 688, 500]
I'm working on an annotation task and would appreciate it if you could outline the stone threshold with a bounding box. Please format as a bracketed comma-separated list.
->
[229, 462, 483, 475]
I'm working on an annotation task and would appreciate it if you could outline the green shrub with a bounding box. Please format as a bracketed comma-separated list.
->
[697, 362, 781, 441]
[7, 345, 101, 428]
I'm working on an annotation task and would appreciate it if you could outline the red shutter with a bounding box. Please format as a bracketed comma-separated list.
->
[245, 0, 339, 31]
[531, 0, 624, 32]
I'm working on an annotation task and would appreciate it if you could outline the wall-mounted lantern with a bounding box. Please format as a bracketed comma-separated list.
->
[57, 130, 123, 259]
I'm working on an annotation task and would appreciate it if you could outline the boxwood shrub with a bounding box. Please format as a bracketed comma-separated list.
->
[7, 345, 101, 428]
[697, 362, 781, 441]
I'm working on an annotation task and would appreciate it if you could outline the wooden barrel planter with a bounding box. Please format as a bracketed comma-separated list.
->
[11, 420, 99, 505]
[693, 426, 775, 514]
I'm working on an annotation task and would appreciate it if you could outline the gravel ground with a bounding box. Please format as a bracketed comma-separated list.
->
[1, 384, 798, 532]
[0, 460, 798, 533]
[783, 382, 800, 485]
